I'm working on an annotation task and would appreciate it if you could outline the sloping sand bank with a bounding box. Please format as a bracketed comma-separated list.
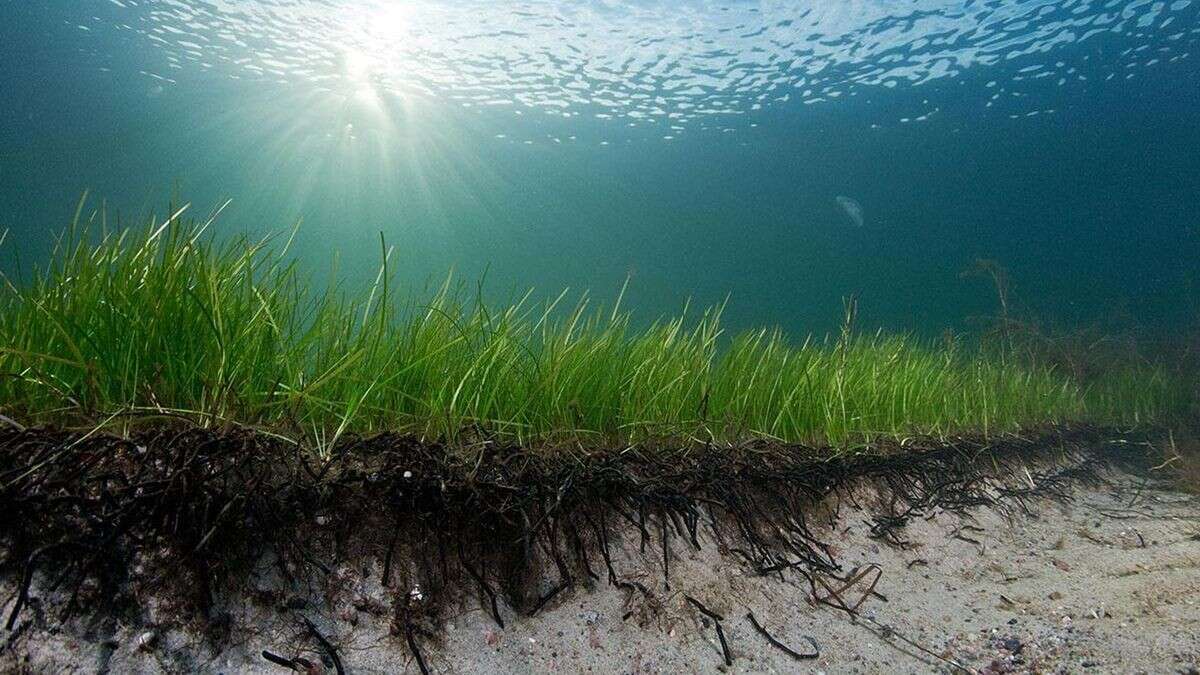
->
[3, 467, 1197, 673]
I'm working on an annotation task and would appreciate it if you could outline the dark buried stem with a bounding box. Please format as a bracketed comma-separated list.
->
[745, 610, 819, 660]
[684, 595, 732, 666]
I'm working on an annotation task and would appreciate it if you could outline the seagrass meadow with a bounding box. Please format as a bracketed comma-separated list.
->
[0, 207, 1193, 672]
[0, 207, 1186, 451]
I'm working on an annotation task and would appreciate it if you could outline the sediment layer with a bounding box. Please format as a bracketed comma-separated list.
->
[0, 423, 1158, 671]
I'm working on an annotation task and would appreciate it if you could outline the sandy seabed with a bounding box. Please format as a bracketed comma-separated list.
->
[3, 468, 1198, 674]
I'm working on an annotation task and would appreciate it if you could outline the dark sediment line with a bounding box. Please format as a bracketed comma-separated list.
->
[0, 423, 1156, 651]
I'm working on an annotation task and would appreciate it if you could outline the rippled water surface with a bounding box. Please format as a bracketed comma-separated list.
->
[2, 0, 1198, 333]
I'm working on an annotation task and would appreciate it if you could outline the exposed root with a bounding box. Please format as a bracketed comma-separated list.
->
[685, 595, 731, 666]
[745, 610, 819, 660]
[0, 423, 1159, 663]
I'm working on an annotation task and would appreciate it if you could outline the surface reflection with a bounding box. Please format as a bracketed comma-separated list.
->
[84, 0, 1197, 135]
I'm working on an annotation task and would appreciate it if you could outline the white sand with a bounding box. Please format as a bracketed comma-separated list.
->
[4, 470, 1198, 674]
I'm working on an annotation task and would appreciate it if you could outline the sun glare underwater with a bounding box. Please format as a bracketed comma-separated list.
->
[1, 0, 1198, 347]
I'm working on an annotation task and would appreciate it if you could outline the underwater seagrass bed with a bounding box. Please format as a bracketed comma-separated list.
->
[0, 202, 1185, 451]
[0, 203, 1192, 670]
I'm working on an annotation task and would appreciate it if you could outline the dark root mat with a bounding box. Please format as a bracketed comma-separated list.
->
[0, 423, 1160, 670]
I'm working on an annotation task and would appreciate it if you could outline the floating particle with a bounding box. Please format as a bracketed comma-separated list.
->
[836, 195, 864, 227]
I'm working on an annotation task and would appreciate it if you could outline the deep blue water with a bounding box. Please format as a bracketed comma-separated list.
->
[1, 0, 1198, 336]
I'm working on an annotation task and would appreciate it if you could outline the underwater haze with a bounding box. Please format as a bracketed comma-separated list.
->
[1, 0, 1198, 337]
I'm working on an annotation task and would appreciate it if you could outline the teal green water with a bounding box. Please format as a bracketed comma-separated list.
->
[1, 1, 1198, 337]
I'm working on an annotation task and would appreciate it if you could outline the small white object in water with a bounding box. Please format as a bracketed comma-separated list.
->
[836, 195, 864, 227]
